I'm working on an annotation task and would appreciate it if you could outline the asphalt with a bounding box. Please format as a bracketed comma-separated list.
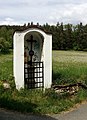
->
[0, 109, 57, 120]
[52, 101, 87, 120]
[0, 102, 87, 120]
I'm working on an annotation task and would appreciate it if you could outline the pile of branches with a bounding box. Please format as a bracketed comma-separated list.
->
[52, 83, 87, 95]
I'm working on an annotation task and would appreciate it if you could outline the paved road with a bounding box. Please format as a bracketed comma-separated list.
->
[52, 102, 87, 120]
[0, 102, 87, 120]
[0, 109, 57, 120]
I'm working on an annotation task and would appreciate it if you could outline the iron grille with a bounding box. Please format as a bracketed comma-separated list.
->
[24, 62, 44, 89]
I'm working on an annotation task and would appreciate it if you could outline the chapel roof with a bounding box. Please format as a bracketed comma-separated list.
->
[14, 24, 52, 35]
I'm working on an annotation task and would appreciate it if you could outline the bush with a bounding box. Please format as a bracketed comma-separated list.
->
[0, 37, 10, 54]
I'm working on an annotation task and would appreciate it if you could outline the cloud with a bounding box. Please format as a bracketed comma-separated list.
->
[47, 0, 87, 6]
[0, 18, 23, 25]
[0, 0, 87, 25]
[47, 2, 87, 25]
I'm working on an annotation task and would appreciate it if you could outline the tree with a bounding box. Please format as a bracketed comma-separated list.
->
[0, 37, 10, 54]
[6, 29, 14, 49]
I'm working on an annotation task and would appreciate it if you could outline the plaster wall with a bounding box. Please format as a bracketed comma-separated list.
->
[13, 28, 52, 90]
[13, 33, 24, 89]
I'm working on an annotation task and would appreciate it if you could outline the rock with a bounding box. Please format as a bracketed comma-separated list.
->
[3, 82, 10, 89]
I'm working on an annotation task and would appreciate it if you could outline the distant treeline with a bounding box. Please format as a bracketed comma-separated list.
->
[43, 22, 87, 51]
[0, 22, 87, 53]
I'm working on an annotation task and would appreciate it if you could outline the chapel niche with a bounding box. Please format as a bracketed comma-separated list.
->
[24, 31, 44, 89]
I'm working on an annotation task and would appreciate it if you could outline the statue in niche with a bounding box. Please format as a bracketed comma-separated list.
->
[24, 51, 28, 63]
[34, 40, 40, 62]
[24, 44, 30, 64]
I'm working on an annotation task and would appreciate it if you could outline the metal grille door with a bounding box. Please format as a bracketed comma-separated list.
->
[24, 62, 44, 89]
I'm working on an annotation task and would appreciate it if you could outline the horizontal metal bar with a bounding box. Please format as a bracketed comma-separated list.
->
[25, 76, 43, 79]
[24, 67, 43, 69]
[24, 71, 43, 73]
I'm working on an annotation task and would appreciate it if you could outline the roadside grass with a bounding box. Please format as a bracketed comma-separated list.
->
[0, 87, 86, 114]
[0, 51, 87, 114]
[0, 87, 87, 114]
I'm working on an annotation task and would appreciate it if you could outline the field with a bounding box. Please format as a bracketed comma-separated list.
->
[53, 50, 87, 85]
[0, 51, 87, 114]
[0, 53, 13, 81]
[1, 50, 87, 84]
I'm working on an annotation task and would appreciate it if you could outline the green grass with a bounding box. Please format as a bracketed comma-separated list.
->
[0, 53, 13, 81]
[53, 50, 87, 85]
[0, 88, 77, 114]
[0, 51, 87, 114]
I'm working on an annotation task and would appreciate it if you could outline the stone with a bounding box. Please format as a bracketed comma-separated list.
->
[3, 82, 10, 89]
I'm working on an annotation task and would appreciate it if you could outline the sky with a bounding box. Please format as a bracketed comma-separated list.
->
[0, 0, 87, 25]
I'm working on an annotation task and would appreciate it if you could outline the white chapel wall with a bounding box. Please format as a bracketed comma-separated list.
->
[14, 28, 52, 90]
[14, 32, 24, 89]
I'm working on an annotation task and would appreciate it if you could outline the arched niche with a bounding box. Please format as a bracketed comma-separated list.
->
[24, 31, 44, 88]
[24, 31, 44, 63]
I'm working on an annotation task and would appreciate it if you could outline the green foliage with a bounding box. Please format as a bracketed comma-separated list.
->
[0, 22, 87, 51]
[42, 22, 87, 50]
[0, 37, 10, 54]
[0, 26, 14, 53]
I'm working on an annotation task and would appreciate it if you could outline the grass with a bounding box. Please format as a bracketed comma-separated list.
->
[0, 87, 79, 114]
[0, 51, 87, 114]
[0, 53, 13, 81]
[53, 50, 87, 85]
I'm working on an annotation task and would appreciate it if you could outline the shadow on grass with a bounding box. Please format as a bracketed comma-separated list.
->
[52, 70, 77, 85]
[52, 70, 62, 84]
[0, 97, 37, 113]
[0, 97, 58, 120]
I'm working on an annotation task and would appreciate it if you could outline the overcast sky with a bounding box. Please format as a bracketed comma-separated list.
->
[0, 0, 87, 25]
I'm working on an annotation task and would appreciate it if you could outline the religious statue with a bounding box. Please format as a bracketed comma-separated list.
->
[24, 51, 28, 63]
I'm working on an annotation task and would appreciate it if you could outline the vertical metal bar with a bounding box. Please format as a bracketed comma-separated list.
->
[28, 64, 29, 89]
[38, 62, 40, 87]
[33, 62, 34, 88]
[24, 64, 25, 88]
[42, 62, 44, 88]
